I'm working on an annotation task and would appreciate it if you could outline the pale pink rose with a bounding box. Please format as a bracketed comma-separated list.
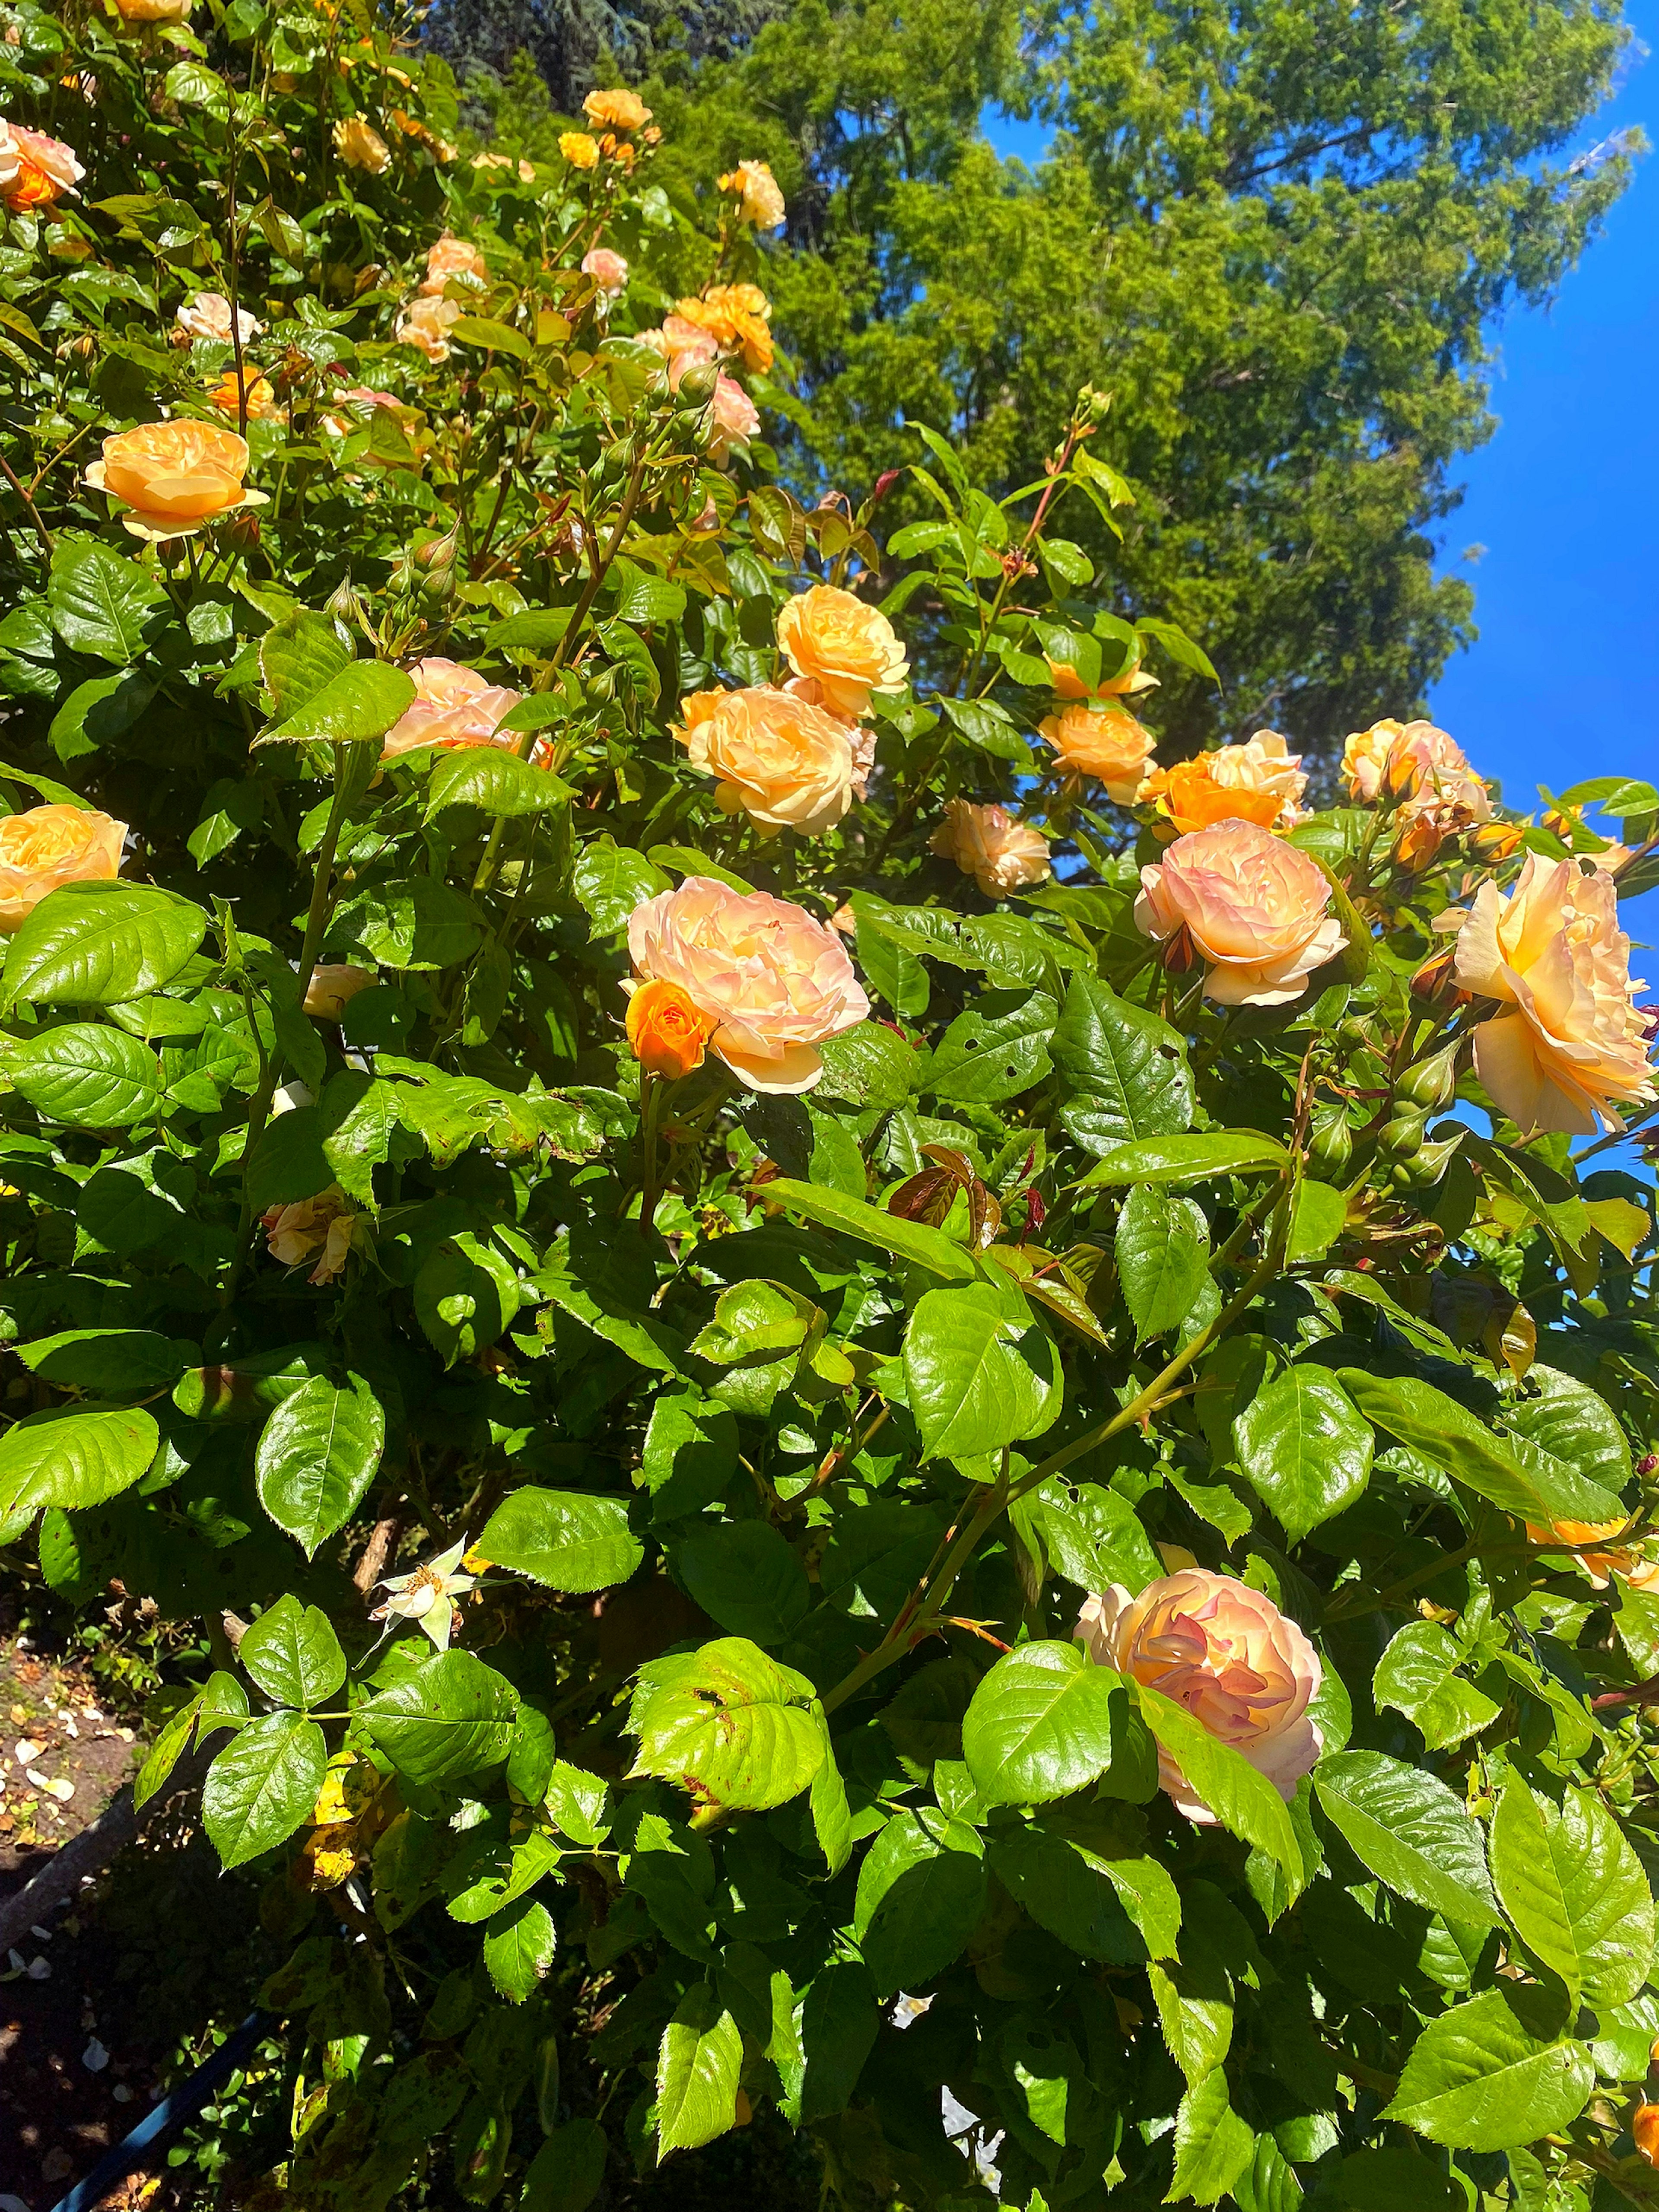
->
[394, 294, 462, 362]
[420, 232, 487, 296]
[708, 372, 760, 460]
[0, 804, 125, 933]
[931, 800, 1050, 899]
[1135, 818, 1347, 1006]
[718, 158, 786, 229]
[581, 246, 629, 301]
[1208, 729, 1308, 827]
[627, 875, 870, 1093]
[1077, 1570, 1322, 1822]
[1452, 853, 1656, 1135]
[262, 1186, 359, 1284]
[675, 686, 856, 837]
[1039, 699, 1156, 804]
[638, 315, 722, 385]
[1341, 717, 1492, 832]
[382, 658, 523, 757]
[304, 963, 375, 1019]
[776, 585, 908, 719]
[172, 292, 263, 347]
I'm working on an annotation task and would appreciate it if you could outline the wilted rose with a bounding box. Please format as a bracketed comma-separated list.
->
[1135, 817, 1346, 1005]
[675, 686, 857, 837]
[626, 978, 717, 1081]
[382, 659, 524, 758]
[85, 421, 267, 539]
[1453, 853, 1656, 1135]
[333, 117, 391, 174]
[304, 964, 375, 1020]
[420, 233, 487, 295]
[172, 292, 262, 346]
[264, 1187, 359, 1284]
[1038, 699, 1156, 803]
[0, 804, 125, 932]
[628, 876, 870, 1093]
[930, 800, 1050, 899]
[718, 158, 786, 229]
[1077, 1569, 1322, 1821]
[776, 584, 907, 720]
[583, 88, 651, 131]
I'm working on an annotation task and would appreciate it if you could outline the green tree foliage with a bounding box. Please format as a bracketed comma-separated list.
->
[648, 0, 1640, 760]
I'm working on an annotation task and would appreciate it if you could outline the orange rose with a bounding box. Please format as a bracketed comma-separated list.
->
[263, 1186, 359, 1284]
[420, 232, 487, 296]
[626, 978, 716, 1080]
[559, 131, 599, 170]
[382, 658, 524, 758]
[334, 117, 391, 174]
[5, 125, 84, 210]
[775, 584, 907, 720]
[1635, 2104, 1659, 2168]
[208, 367, 282, 422]
[718, 158, 785, 229]
[930, 800, 1050, 899]
[304, 963, 375, 1019]
[1523, 1516, 1659, 1592]
[628, 876, 870, 1094]
[85, 421, 267, 540]
[1077, 1569, 1322, 1822]
[1141, 756, 1281, 837]
[0, 804, 125, 933]
[1135, 817, 1346, 1006]
[677, 685, 858, 836]
[1038, 699, 1156, 803]
[394, 294, 462, 361]
[115, 0, 191, 22]
[1045, 639, 1158, 702]
[1452, 854, 1656, 1136]
[674, 283, 773, 373]
[583, 88, 650, 131]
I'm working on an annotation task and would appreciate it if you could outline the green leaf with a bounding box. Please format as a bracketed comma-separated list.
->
[1233, 1367, 1373, 1544]
[675, 1520, 810, 1646]
[254, 1375, 385, 1558]
[415, 1231, 522, 1364]
[1166, 2069, 1255, 2207]
[2, 883, 208, 1010]
[628, 1637, 824, 1812]
[572, 836, 670, 935]
[49, 534, 169, 663]
[904, 1280, 1062, 1461]
[1137, 1683, 1302, 1882]
[7, 1023, 163, 1127]
[1337, 1369, 1623, 1526]
[203, 1711, 327, 1871]
[962, 1642, 1123, 1805]
[809, 1718, 852, 1876]
[1230, 2134, 1306, 2212]
[483, 1895, 558, 2002]
[0, 1405, 159, 1524]
[641, 1389, 737, 1523]
[1503, 1363, 1632, 1501]
[655, 1983, 742, 2161]
[1373, 1622, 1502, 1752]
[1314, 1750, 1500, 1927]
[48, 668, 156, 762]
[237, 1593, 346, 1709]
[927, 990, 1056, 1104]
[260, 610, 351, 716]
[1383, 1985, 1592, 2151]
[521, 2120, 607, 2212]
[1079, 1131, 1288, 1187]
[450, 314, 532, 359]
[325, 877, 483, 971]
[852, 1807, 985, 1996]
[424, 748, 575, 821]
[814, 1022, 920, 1109]
[261, 658, 416, 746]
[1329, 2148, 1460, 2211]
[1116, 1185, 1209, 1341]
[779, 1961, 881, 2126]
[1148, 1955, 1233, 2083]
[764, 1178, 978, 1283]
[480, 1488, 643, 1593]
[1050, 973, 1192, 1156]
[1490, 1779, 1653, 2007]
[988, 1813, 1180, 1964]
[133, 1690, 203, 1813]
[358, 1650, 520, 1785]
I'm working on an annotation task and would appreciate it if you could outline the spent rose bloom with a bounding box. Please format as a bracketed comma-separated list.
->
[1135, 818, 1346, 1006]
[1039, 699, 1156, 804]
[371, 1534, 476, 1653]
[334, 117, 391, 173]
[263, 1186, 359, 1284]
[581, 246, 629, 300]
[85, 421, 267, 540]
[584, 88, 651, 131]
[4, 125, 83, 209]
[395, 294, 463, 362]
[304, 964, 375, 1019]
[420, 233, 487, 295]
[628, 876, 870, 1093]
[1077, 1570, 1322, 1821]
[931, 801, 1050, 899]
[708, 372, 760, 460]
[382, 659, 523, 758]
[719, 158, 786, 229]
[627, 978, 717, 1081]
[173, 292, 262, 347]
[776, 585, 908, 719]
[676, 686, 858, 837]
[1452, 853, 1656, 1135]
[0, 804, 125, 933]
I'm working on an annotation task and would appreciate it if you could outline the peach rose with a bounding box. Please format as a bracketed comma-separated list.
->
[1341, 717, 1492, 833]
[626, 978, 716, 1081]
[776, 584, 907, 720]
[116, 0, 191, 23]
[1452, 853, 1656, 1136]
[627, 875, 870, 1093]
[931, 800, 1050, 899]
[472, 152, 537, 183]
[334, 117, 391, 174]
[1046, 641, 1158, 702]
[676, 685, 857, 837]
[85, 421, 266, 540]
[1077, 1569, 1322, 1822]
[718, 158, 785, 229]
[1135, 818, 1347, 1006]
[1523, 1516, 1659, 1592]
[0, 125, 17, 194]
[708, 372, 760, 460]
[420, 233, 487, 295]
[395, 294, 462, 362]
[639, 315, 722, 385]
[5, 125, 83, 209]
[0, 804, 125, 933]
[382, 658, 523, 758]
[674, 283, 773, 373]
[581, 246, 628, 300]
[1038, 699, 1156, 803]
[172, 292, 261, 346]
[583, 88, 650, 131]
[208, 367, 283, 422]
[263, 1186, 359, 1284]
[304, 963, 375, 1019]
[559, 131, 599, 170]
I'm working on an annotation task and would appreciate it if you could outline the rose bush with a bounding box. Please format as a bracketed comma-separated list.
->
[0, 6, 1658, 2211]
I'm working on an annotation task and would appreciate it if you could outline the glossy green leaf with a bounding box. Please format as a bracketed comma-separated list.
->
[628, 1638, 824, 1812]
[261, 658, 415, 745]
[358, 1650, 520, 1785]
[1337, 1369, 1623, 1526]
[1079, 1131, 1287, 1186]
[1137, 1683, 1303, 1881]
[904, 1281, 1062, 1460]
[1315, 1750, 1500, 1926]
[1233, 1367, 1373, 1544]
[1491, 1779, 1653, 2007]
[3, 883, 207, 1010]
[1383, 1985, 1591, 2150]
[852, 1807, 985, 1995]
[8, 1022, 163, 1127]
[0, 1405, 159, 1524]
[237, 1592, 346, 1709]
[1050, 972, 1192, 1156]
[1116, 1184, 1209, 1341]
[962, 1641, 1122, 1805]
[254, 1374, 385, 1558]
[480, 1488, 643, 1593]
[655, 1983, 742, 2160]
[675, 1520, 811, 1645]
[203, 1711, 327, 1871]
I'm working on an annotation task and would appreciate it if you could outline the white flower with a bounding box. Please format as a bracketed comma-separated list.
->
[369, 1535, 477, 1652]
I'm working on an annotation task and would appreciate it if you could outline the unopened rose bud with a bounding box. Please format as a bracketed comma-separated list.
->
[1469, 820, 1524, 862]
[224, 509, 261, 555]
[1393, 812, 1446, 872]
[677, 360, 721, 408]
[1409, 946, 1465, 1009]
[325, 573, 359, 625]
[1382, 746, 1427, 803]
[1159, 922, 1200, 976]
[1640, 1453, 1659, 1478]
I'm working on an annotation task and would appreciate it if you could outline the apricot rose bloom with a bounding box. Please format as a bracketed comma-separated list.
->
[382, 659, 523, 759]
[639, 314, 721, 385]
[1038, 699, 1156, 804]
[559, 131, 600, 170]
[581, 247, 629, 301]
[263, 1187, 359, 1284]
[115, 0, 191, 22]
[583, 88, 651, 131]
[420, 234, 487, 295]
[708, 373, 760, 461]
[0, 804, 125, 933]
[627, 876, 871, 1094]
[931, 800, 1050, 899]
[209, 367, 283, 422]
[675, 283, 773, 373]
[395, 294, 462, 362]
[334, 117, 391, 174]
[776, 585, 908, 720]
[4, 124, 83, 209]
[719, 158, 786, 229]
[676, 686, 858, 837]
[304, 964, 375, 1020]
[85, 422, 266, 539]
[1135, 818, 1346, 1006]
[173, 292, 262, 346]
[1077, 1569, 1322, 1822]
[1341, 717, 1492, 836]
[1452, 853, 1656, 1135]
[1046, 641, 1158, 702]
[626, 979, 716, 1081]
[1523, 1516, 1659, 1594]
